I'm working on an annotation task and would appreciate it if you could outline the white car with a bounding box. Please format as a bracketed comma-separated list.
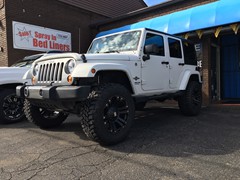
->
[0, 54, 44, 123]
[17, 28, 202, 145]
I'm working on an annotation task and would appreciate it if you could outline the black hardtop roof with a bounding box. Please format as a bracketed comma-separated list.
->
[145, 28, 190, 42]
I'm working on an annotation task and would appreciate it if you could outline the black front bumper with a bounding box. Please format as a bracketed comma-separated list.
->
[16, 85, 91, 101]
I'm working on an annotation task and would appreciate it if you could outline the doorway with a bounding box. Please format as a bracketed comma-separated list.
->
[221, 34, 240, 100]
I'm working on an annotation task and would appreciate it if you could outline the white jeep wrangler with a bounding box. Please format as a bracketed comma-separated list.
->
[17, 28, 202, 145]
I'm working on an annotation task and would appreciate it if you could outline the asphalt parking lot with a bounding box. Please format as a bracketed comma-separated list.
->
[0, 102, 240, 180]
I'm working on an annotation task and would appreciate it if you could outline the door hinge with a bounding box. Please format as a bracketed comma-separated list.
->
[141, 80, 146, 85]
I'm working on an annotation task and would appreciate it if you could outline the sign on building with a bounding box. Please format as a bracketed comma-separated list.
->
[13, 21, 71, 52]
[195, 43, 202, 68]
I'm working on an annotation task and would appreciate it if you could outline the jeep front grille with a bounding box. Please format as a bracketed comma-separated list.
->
[38, 62, 64, 82]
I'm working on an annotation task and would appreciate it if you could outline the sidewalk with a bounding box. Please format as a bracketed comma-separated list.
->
[208, 102, 240, 113]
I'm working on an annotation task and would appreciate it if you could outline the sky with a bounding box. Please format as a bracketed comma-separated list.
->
[144, 0, 168, 6]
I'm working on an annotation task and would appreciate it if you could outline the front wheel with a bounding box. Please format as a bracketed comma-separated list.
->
[0, 89, 25, 124]
[24, 99, 68, 129]
[80, 83, 135, 145]
[178, 81, 202, 116]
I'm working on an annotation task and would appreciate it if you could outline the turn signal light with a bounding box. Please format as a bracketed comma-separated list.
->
[32, 76, 37, 85]
[67, 75, 73, 84]
[91, 68, 96, 74]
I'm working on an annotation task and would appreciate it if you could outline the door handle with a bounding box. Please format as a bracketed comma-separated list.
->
[178, 63, 185, 66]
[161, 61, 169, 65]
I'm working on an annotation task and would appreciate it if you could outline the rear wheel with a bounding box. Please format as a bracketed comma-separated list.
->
[24, 99, 68, 129]
[178, 81, 202, 116]
[0, 89, 25, 124]
[80, 83, 135, 145]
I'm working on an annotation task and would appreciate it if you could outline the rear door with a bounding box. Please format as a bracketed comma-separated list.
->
[167, 37, 184, 89]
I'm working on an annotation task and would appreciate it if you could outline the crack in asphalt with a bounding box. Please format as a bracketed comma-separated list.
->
[0, 142, 99, 180]
[78, 121, 160, 179]
[2, 115, 160, 179]
[1, 107, 240, 179]
[14, 145, 98, 179]
[0, 168, 12, 180]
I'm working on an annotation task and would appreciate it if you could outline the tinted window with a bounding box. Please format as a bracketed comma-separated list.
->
[168, 38, 182, 58]
[144, 33, 165, 56]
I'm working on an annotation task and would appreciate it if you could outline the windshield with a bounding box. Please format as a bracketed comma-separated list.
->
[87, 30, 141, 54]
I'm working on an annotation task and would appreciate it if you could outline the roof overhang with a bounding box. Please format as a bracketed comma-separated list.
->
[97, 0, 240, 38]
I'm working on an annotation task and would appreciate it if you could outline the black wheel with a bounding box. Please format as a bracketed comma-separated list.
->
[80, 83, 135, 145]
[135, 101, 146, 111]
[0, 88, 25, 124]
[24, 99, 68, 129]
[178, 81, 202, 116]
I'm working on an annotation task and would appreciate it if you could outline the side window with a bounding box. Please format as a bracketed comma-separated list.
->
[168, 38, 182, 58]
[144, 33, 165, 56]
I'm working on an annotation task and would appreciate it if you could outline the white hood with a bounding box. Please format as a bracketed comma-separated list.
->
[33, 52, 139, 64]
[84, 53, 139, 61]
[0, 67, 30, 85]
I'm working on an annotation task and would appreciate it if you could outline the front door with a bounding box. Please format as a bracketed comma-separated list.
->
[141, 32, 169, 91]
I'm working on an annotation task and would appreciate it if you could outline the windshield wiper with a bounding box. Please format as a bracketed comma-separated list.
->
[103, 50, 119, 53]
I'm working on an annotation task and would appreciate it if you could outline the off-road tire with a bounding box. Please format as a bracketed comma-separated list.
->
[178, 81, 202, 116]
[80, 83, 135, 145]
[24, 99, 68, 129]
[0, 88, 25, 124]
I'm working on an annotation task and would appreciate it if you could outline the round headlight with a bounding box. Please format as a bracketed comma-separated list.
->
[65, 59, 76, 74]
[33, 64, 39, 76]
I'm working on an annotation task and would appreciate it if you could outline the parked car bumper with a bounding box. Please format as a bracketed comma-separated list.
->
[16, 85, 91, 100]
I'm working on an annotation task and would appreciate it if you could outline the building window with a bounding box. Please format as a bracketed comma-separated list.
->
[144, 33, 165, 56]
[168, 38, 182, 58]
[183, 41, 197, 65]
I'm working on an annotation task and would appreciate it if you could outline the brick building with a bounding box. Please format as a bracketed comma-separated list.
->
[92, 0, 240, 105]
[0, 0, 146, 66]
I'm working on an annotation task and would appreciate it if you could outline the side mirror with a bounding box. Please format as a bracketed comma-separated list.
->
[143, 44, 159, 61]
[142, 54, 150, 61]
